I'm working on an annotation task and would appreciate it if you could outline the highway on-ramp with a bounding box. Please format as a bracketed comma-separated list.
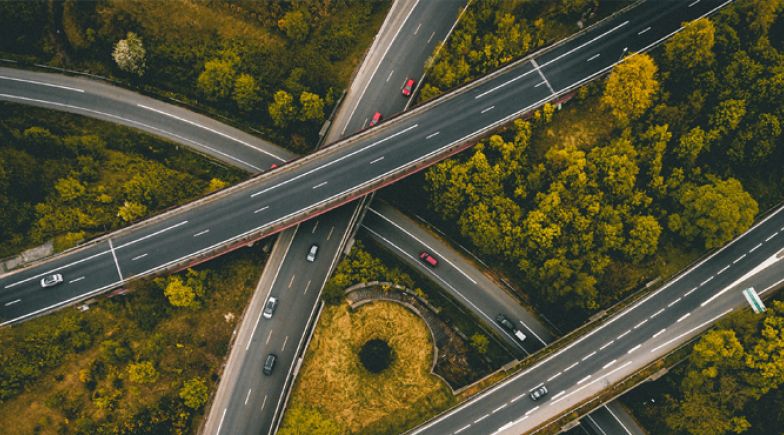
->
[0, 0, 727, 328]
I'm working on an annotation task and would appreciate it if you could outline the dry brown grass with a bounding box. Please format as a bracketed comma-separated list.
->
[282, 301, 455, 434]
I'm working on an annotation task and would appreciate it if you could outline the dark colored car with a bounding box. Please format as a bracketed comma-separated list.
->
[369, 112, 383, 127]
[419, 251, 438, 267]
[263, 353, 277, 376]
[530, 384, 548, 401]
[402, 78, 415, 97]
[496, 313, 527, 342]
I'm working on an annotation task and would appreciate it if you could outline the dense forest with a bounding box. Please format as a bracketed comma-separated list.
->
[0, 249, 265, 433]
[419, 0, 784, 318]
[419, 0, 630, 101]
[0, 0, 389, 152]
[0, 104, 243, 257]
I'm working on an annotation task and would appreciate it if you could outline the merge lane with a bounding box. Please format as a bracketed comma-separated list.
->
[0, 0, 726, 328]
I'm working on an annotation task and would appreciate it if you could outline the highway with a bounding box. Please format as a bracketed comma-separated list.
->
[362, 201, 645, 435]
[1, 3, 642, 433]
[411, 199, 784, 434]
[202, 0, 468, 433]
[0, 0, 726, 328]
[0, 66, 293, 171]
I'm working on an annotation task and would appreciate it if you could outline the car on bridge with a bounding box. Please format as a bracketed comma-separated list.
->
[263, 354, 277, 376]
[263, 296, 278, 319]
[419, 251, 438, 267]
[530, 384, 548, 401]
[402, 78, 415, 97]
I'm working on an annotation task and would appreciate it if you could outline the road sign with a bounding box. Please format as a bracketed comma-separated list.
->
[742, 287, 766, 314]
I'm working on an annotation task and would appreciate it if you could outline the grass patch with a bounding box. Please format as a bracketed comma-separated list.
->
[0, 247, 265, 434]
[280, 301, 455, 435]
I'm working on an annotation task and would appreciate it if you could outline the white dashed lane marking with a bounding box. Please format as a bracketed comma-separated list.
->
[677, 313, 691, 323]
[637, 26, 651, 35]
[4, 299, 21, 306]
[602, 359, 617, 369]
[627, 344, 642, 354]
[653, 328, 666, 338]
[577, 375, 592, 385]
[69, 276, 85, 283]
[599, 340, 614, 350]
[667, 298, 681, 308]
[581, 351, 596, 361]
[587, 53, 601, 61]
[733, 253, 747, 264]
[650, 308, 665, 318]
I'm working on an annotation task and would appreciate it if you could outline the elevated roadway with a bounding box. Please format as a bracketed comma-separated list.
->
[0, 0, 727, 326]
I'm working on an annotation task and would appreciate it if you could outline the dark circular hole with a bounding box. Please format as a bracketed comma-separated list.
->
[359, 338, 393, 373]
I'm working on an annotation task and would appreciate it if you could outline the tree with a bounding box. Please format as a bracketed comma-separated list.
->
[470, 334, 489, 354]
[54, 177, 86, 202]
[278, 10, 310, 42]
[206, 178, 229, 193]
[117, 200, 147, 223]
[668, 177, 758, 249]
[322, 280, 345, 305]
[112, 32, 146, 76]
[621, 215, 661, 262]
[458, 196, 522, 260]
[708, 99, 746, 140]
[232, 74, 261, 112]
[728, 113, 782, 165]
[163, 276, 197, 308]
[179, 377, 208, 409]
[126, 361, 159, 384]
[268, 90, 296, 128]
[601, 53, 659, 124]
[664, 18, 715, 69]
[298, 91, 325, 122]
[198, 58, 237, 101]
[675, 126, 708, 164]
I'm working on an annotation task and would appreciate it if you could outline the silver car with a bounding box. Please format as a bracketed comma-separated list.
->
[40, 274, 64, 288]
[263, 296, 278, 319]
[530, 384, 548, 401]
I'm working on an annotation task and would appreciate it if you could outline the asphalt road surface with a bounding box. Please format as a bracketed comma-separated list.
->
[0, 65, 294, 171]
[362, 201, 645, 435]
[409, 205, 784, 434]
[202, 1, 468, 433]
[1, 0, 727, 328]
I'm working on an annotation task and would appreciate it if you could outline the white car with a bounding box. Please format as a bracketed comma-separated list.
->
[40, 274, 64, 288]
[263, 296, 278, 319]
[306, 244, 319, 262]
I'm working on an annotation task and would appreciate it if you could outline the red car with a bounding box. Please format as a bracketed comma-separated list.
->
[419, 251, 438, 267]
[369, 112, 383, 127]
[402, 78, 415, 97]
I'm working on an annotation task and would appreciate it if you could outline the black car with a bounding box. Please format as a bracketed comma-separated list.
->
[263, 353, 277, 376]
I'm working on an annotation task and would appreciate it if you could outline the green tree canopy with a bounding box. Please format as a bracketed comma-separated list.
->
[179, 377, 209, 409]
[117, 200, 147, 223]
[198, 57, 237, 101]
[112, 32, 146, 76]
[268, 90, 296, 128]
[298, 91, 325, 122]
[668, 177, 758, 249]
[163, 276, 197, 308]
[601, 53, 659, 124]
[232, 74, 261, 112]
[126, 361, 159, 384]
[278, 10, 310, 42]
[664, 18, 715, 69]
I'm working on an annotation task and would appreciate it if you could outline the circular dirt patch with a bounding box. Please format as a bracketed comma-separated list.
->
[359, 338, 393, 373]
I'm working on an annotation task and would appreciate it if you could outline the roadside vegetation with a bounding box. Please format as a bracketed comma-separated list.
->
[418, 0, 631, 101]
[625, 295, 784, 435]
[279, 301, 455, 435]
[390, 0, 784, 328]
[0, 1, 390, 152]
[322, 240, 511, 378]
[0, 247, 266, 434]
[0, 103, 244, 258]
